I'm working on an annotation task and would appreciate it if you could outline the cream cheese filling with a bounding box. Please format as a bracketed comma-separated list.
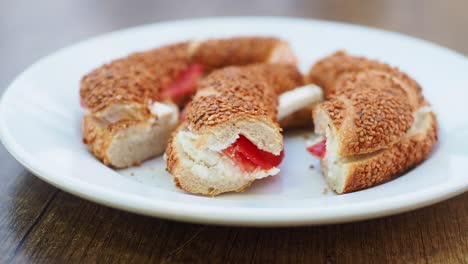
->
[277, 84, 323, 120]
[176, 130, 280, 179]
[149, 101, 179, 125]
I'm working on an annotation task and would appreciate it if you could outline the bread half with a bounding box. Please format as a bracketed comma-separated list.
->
[309, 52, 438, 193]
[82, 102, 179, 168]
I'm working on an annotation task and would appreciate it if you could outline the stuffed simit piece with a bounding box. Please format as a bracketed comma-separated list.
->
[166, 64, 323, 196]
[307, 51, 438, 194]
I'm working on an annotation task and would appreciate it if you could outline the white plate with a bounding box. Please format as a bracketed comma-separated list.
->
[1, 17, 467, 226]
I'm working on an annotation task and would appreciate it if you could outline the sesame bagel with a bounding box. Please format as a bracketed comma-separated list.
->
[166, 64, 308, 196]
[80, 37, 300, 168]
[309, 52, 438, 194]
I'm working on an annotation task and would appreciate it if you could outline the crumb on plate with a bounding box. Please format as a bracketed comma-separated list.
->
[323, 187, 329, 195]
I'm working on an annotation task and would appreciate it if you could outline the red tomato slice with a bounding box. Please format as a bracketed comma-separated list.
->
[235, 136, 284, 170]
[306, 140, 326, 158]
[223, 144, 257, 172]
[163, 64, 204, 99]
[222, 135, 284, 172]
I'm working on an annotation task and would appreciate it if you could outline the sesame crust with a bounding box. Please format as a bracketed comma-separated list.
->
[341, 112, 438, 193]
[315, 99, 347, 130]
[185, 64, 304, 134]
[191, 37, 280, 72]
[315, 71, 415, 156]
[80, 37, 290, 114]
[308, 51, 423, 102]
[80, 42, 191, 113]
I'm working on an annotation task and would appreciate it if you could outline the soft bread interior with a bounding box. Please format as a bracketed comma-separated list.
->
[109, 102, 179, 167]
[194, 118, 283, 155]
[170, 129, 280, 196]
[94, 102, 146, 123]
[315, 106, 433, 193]
[313, 108, 346, 192]
[84, 102, 179, 168]
[268, 41, 296, 64]
[107, 118, 178, 168]
[406, 106, 433, 136]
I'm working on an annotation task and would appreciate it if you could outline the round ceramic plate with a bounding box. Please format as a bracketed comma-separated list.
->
[1, 17, 467, 226]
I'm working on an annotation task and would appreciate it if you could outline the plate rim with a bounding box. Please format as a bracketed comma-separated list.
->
[1, 16, 467, 226]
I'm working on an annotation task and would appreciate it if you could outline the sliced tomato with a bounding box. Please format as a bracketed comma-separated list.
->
[306, 140, 326, 158]
[163, 64, 204, 100]
[222, 135, 284, 172]
[223, 143, 257, 172]
[235, 136, 284, 170]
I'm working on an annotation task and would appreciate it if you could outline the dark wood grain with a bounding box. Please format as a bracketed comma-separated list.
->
[0, 0, 467, 263]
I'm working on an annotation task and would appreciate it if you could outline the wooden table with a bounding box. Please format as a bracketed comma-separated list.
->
[1, 1, 467, 263]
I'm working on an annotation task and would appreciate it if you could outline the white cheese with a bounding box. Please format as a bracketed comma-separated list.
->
[149, 102, 179, 124]
[277, 84, 323, 120]
[176, 130, 280, 180]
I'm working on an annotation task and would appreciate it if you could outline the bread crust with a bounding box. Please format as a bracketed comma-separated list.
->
[186, 64, 304, 134]
[339, 112, 437, 193]
[191, 37, 287, 71]
[80, 43, 191, 113]
[308, 51, 423, 101]
[314, 71, 415, 156]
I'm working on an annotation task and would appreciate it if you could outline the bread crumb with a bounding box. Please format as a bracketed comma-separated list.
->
[322, 187, 328, 195]
[130, 172, 135, 176]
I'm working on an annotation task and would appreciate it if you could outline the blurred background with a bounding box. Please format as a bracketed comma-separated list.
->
[1, 0, 467, 91]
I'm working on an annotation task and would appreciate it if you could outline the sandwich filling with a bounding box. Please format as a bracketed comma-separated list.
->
[222, 135, 284, 172]
[306, 139, 326, 158]
[162, 64, 205, 101]
[277, 84, 323, 120]
[173, 83, 322, 178]
[175, 130, 281, 180]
